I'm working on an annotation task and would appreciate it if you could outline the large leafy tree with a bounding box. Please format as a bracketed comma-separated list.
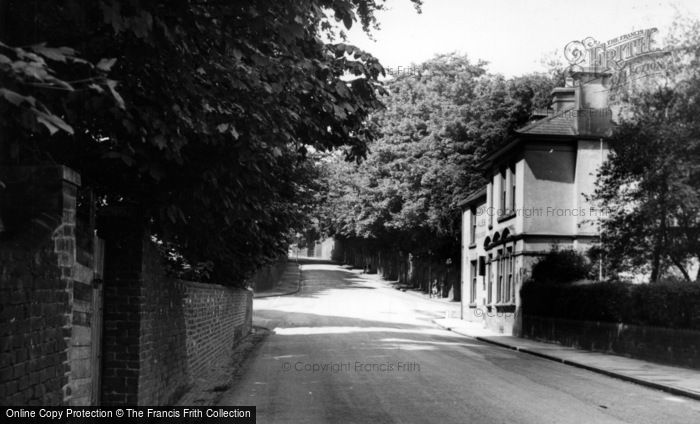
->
[593, 16, 700, 283]
[318, 53, 559, 269]
[0, 0, 421, 284]
[594, 82, 700, 282]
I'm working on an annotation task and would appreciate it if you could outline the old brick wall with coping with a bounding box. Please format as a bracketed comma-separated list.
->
[99, 211, 253, 405]
[248, 254, 288, 292]
[183, 280, 252, 383]
[0, 165, 96, 406]
[2, 166, 257, 406]
[136, 241, 252, 405]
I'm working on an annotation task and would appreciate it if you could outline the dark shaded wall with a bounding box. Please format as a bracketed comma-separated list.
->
[248, 254, 287, 292]
[1, 166, 253, 406]
[0, 166, 96, 405]
[99, 214, 253, 405]
[522, 315, 700, 369]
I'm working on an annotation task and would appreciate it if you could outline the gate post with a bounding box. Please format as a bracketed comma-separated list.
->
[97, 205, 144, 405]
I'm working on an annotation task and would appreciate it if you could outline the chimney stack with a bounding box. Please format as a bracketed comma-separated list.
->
[571, 68, 613, 136]
[551, 87, 575, 113]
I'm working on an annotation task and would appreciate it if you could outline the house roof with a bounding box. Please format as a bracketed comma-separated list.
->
[458, 187, 487, 208]
[479, 106, 614, 171]
[516, 107, 577, 136]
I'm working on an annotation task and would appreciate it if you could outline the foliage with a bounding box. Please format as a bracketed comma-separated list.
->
[0, 41, 121, 136]
[315, 53, 560, 263]
[592, 15, 700, 283]
[521, 279, 700, 330]
[593, 81, 700, 282]
[0, 0, 421, 285]
[529, 248, 594, 284]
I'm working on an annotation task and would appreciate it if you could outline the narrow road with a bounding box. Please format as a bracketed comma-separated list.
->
[219, 259, 700, 423]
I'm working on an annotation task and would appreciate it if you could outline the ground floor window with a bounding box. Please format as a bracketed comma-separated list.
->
[505, 247, 514, 303]
[494, 246, 516, 304]
[470, 260, 477, 303]
[496, 249, 503, 303]
[487, 254, 493, 304]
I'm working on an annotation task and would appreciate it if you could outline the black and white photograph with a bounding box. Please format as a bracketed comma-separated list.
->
[1, 0, 700, 422]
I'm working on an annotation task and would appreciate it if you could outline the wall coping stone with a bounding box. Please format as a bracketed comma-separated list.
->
[179, 279, 252, 292]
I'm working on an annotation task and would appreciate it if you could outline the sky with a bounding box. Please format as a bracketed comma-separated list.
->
[346, 0, 700, 77]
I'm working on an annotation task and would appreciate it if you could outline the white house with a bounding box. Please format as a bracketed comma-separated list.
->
[460, 69, 614, 335]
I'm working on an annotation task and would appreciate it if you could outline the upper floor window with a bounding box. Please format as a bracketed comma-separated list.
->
[489, 183, 494, 226]
[469, 208, 477, 244]
[510, 165, 516, 212]
[500, 170, 507, 216]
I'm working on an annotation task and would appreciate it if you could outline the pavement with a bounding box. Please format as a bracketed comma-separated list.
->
[176, 327, 270, 406]
[218, 259, 700, 423]
[383, 280, 462, 317]
[175, 259, 300, 406]
[432, 318, 700, 402]
[362, 266, 700, 403]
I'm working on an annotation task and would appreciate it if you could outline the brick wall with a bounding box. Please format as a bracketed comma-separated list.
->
[249, 255, 287, 292]
[62, 170, 99, 406]
[0, 236, 69, 405]
[99, 211, 144, 405]
[183, 281, 252, 380]
[99, 216, 253, 405]
[0, 166, 87, 406]
[2, 166, 253, 406]
[137, 242, 189, 405]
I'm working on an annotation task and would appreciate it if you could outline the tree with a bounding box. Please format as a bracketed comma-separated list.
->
[594, 82, 700, 282]
[316, 53, 560, 286]
[0, 0, 421, 284]
[593, 16, 700, 283]
[529, 248, 593, 285]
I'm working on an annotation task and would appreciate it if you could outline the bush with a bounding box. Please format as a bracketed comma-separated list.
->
[529, 248, 593, 284]
[521, 279, 700, 330]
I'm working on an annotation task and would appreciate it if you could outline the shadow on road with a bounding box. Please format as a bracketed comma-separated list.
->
[295, 257, 338, 265]
[296, 258, 459, 304]
[253, 260, 471, 352]
[291, 263, 379, 299]
[253, 309, 485, 352]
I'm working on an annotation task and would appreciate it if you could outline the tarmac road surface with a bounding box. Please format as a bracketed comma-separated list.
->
[219, 259, 700, 424]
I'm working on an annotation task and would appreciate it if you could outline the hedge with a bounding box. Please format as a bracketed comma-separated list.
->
[521, 280, 700, 330]
[529, 248, 593, 284]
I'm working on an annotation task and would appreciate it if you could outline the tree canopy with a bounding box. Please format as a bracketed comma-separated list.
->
[0, 0, 421, 284]
[593, 16, 700, 282]
[315, 53, 561, 262]
[594, 81, 700, 282]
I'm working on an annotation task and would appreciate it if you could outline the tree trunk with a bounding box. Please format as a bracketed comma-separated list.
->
[650, 205, 668, 282]
[650, 237, 662, 283]
[670, 256, 692, 282]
